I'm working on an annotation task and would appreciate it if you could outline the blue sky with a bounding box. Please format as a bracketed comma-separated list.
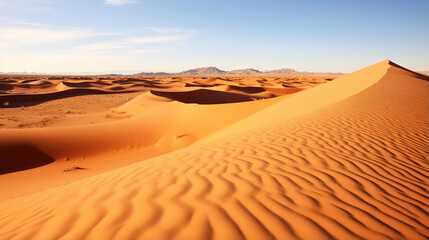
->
[0, 0, 428, 74]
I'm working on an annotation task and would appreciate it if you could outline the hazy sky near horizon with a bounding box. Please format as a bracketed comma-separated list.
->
[0, 0, 428, 74]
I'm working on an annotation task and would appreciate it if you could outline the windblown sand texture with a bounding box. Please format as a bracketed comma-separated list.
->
[0, 60, 428, 239]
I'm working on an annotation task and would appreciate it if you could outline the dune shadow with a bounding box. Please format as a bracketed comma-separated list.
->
[0, 144, 55, 174]
[0, 83, 14, 91]
[0, 88, 137, 108]
[150, 89, 260, 104]
[226, 85, 266, 94]
[388, 61, 429, 81]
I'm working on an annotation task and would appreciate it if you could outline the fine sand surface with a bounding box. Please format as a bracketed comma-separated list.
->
[0, 61, 428, 239]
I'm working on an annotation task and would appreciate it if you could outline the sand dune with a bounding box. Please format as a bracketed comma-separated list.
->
[0, 61, 428, 239]
[1, 75, 317, 197]
[0, 75, 326, 129]
[0, 75, 324, 108]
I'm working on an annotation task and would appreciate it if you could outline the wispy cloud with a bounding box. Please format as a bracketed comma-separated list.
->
[0, 0, 53, 12]
[0, 22, 197, 73]
[146, 26, 198, 35]
[104, 0, 139, 6]
[73, 29, 196, 53]
[0, 16, 49, 27]
[15, 21, 49, 27]
[123, 35, 191, 44]
[130, 48, 170, 54]
[74, 42, 126, 51]
[146, 27, 182, 35]
[0, 27, 118, 45]
[2, 52, 138, 73]
[0, 24, 196, 54]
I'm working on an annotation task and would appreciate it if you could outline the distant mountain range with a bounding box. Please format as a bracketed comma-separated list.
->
[0, 67, 344, 76]
[134, 66, 342, 76]
[263, 68, 297, 74]
[179, 66, 228, 75]
[229, 68, 262, 75]
[131, 72, 171, 76]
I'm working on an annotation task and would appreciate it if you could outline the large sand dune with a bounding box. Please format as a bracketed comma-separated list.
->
[0, 61, 428, 239]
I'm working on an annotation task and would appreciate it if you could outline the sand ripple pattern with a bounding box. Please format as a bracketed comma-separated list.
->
[0, 66, 428, 239]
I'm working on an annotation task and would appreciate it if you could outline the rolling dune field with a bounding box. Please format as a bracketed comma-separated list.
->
[0, 61, 428, 240]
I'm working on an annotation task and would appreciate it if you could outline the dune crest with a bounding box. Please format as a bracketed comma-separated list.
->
[204, 60, 391, 141]
[0, 61, 428, 239]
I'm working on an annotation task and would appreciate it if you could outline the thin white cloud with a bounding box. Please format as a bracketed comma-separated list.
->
[0, 28, 86, 44]
[146, 26, 199, 35]
[104, 0, 139, 6]
[0, 27, 118, 45]
[0, 16, 47, 27]
[130, 48, 170, 54]
[146, 27, 182, 35]
[0, 0, 53, 12]
[74, 42, 126, 51]
[16, 21, 49, 27]
[123, 35, 191, 44]
[1, 52, 138, 73]
[1, 23, 198, 73]
[72, 34, 193, 52]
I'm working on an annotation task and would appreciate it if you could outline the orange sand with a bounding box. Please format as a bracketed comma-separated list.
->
[0, 61, 427, 239]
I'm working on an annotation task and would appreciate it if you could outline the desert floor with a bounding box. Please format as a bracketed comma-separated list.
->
[0, 61, 428, 240]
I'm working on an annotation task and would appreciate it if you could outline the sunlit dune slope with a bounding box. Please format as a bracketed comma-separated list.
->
[0, 60, 428, 239]
[0, 75, 327, 198]
[0, 88, 286, 198]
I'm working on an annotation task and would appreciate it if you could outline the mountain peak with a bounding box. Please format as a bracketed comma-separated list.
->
[179, 67, 227, 75]
[132, 66, 342, 76]
[263, 68, 297, 74]
[229, 68, 262, 75]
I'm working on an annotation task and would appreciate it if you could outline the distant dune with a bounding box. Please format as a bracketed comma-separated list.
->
[0, 60, 427, 239]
